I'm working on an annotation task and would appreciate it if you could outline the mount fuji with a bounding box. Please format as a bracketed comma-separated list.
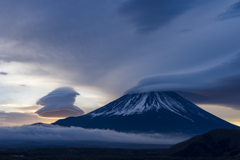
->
[53, 92, 239, 135]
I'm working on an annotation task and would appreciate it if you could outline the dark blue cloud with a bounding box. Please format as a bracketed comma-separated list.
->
[0, 72, 8, 75]
[217, 1, 240, 20]
[119, 0, 206, 33]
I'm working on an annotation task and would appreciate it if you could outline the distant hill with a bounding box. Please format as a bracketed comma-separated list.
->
[165, 128, 240, 157]
[54, 92, 239, 135]
[30, 122, 47, 126]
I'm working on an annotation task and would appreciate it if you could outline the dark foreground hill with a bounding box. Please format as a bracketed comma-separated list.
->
[0, 147, 238, 160]
[165, 128, 240, 157]
[54, 92, 239, 135]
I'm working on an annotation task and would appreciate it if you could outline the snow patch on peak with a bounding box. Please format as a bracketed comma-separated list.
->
[91, 94, 150, 117]
[121, 95, 148, 115]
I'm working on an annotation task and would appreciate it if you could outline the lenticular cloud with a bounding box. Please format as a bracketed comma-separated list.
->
[36, 87, 84, 118]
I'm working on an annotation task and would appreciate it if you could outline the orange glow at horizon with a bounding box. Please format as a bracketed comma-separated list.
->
[199, 104, 240, 127]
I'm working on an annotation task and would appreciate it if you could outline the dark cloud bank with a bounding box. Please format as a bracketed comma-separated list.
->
[119, 0, 207, 33]
[119, 0, 240, 110]
[120, 0, 240, 32]
[127, 53, 240, 109]
[0, 125, 187, 148]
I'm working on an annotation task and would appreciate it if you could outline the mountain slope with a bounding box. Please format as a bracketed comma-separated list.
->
[165, 128, 240, 157]
[53, 92, 239, 134]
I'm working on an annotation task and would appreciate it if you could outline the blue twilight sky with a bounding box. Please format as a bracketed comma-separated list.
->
[1, 0, 240, 126]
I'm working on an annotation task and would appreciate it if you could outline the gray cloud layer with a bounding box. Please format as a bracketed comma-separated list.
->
[0, 0, 240, 111]
[0, 125, 187, 147]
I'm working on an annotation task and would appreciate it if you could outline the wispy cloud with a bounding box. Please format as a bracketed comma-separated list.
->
[0, 111, 56, 126]
[217, 1, 240, 20]
[10, 105, 41, 112]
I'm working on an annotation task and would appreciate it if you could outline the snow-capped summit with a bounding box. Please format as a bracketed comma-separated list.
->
[90, 92, 211, 122]
[54, 92, 239, 135]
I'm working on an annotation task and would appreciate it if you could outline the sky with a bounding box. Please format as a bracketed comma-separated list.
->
[1, 0, 240, 126]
